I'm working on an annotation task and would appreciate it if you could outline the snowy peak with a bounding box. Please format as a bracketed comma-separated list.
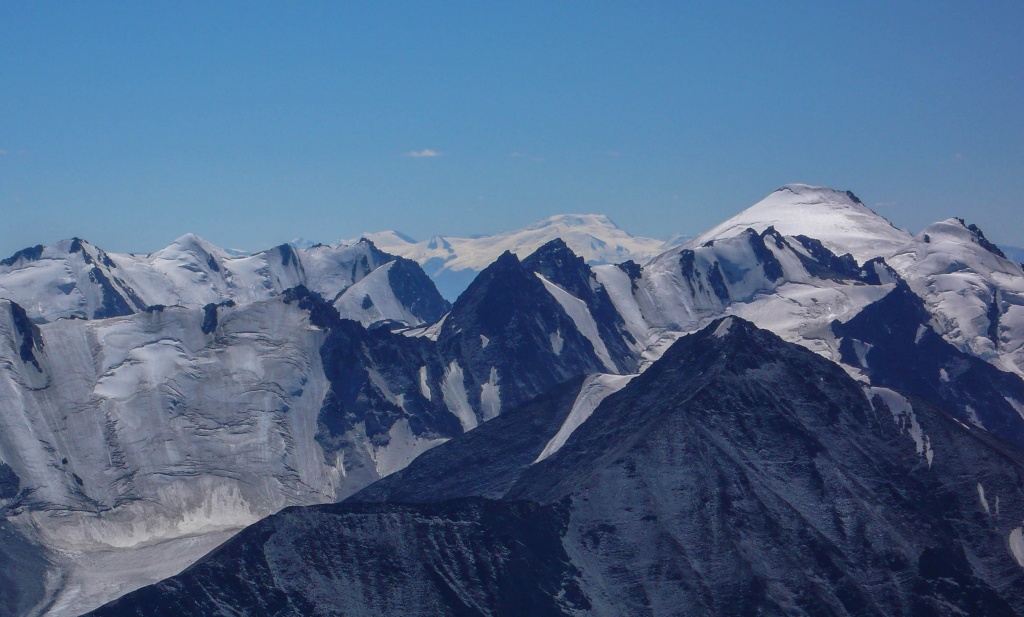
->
[150, 232, 226, 268]
[690, 184, 912, 264]
[918, 218, 1009, 260]
[0, 237, 143, 321]
[886, 217, 1024, 377]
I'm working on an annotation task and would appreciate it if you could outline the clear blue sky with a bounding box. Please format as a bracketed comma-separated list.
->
[2, 1, 1022, 257]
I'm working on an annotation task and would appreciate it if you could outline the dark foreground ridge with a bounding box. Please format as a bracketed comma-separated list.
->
[88, 318, 1024, 616]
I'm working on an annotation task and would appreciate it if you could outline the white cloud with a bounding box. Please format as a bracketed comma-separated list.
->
[405, 149, 441, 158]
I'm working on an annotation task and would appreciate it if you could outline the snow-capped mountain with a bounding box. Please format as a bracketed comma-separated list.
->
[360, 213, 680, 300]
[689, 184, 913, 263]
[682, 184, 1024, 381]
[4, 184, 1024, 616]
[0, 235, 448, 328]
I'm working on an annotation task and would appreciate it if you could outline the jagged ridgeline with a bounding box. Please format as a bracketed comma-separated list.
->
[1, 184, 1024, 616]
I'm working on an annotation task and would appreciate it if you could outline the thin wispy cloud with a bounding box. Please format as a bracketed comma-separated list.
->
[405, 149, 441, 158]
[0, 149, 8, 156]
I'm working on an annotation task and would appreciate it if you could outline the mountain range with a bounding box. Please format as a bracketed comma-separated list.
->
[2, 184, 1024, 616]
[356, 213, 682, 301]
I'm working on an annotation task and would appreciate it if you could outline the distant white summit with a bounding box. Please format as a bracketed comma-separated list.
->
[358, 213, 684, 300]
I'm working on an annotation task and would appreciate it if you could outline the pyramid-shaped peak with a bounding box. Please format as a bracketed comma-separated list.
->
[149, 234, 227, 270]
[690, 184, 912, 264]
[521, 239, 590, 290]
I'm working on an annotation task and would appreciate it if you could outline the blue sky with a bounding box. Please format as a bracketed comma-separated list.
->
[2, 1, 1022, 257]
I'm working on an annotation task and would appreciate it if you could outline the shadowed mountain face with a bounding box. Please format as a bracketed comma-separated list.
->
[88, 318, 1024, 617]
[436, 250, 611, 423]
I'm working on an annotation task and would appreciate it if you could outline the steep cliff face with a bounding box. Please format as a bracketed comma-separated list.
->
[88, 319, 1024, 617]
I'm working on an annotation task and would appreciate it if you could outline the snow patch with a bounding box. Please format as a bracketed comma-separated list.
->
[978, 483, 991, 516]
[966, 405, 985, 429]
[479, 367, 501, 421]
[1011, 528, 1024, 567]
[852, 339, 873, 369]
[406, 313, 447, 341]
[419, 366, 431, 401]
[915, 324, 927, 344]
[940, 368, 950, 382]
[369, 419, 448, 478]
[713, 317, 734, 338]
[441, 360, 477, 431]
[480, 334, 489, 349]
[536, 273, 616, 371]
[535, 373, 636, 463]
[870, 387, 933, 468]
[1006, 397, 1024, 422]
[550, 329, 564, 355]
